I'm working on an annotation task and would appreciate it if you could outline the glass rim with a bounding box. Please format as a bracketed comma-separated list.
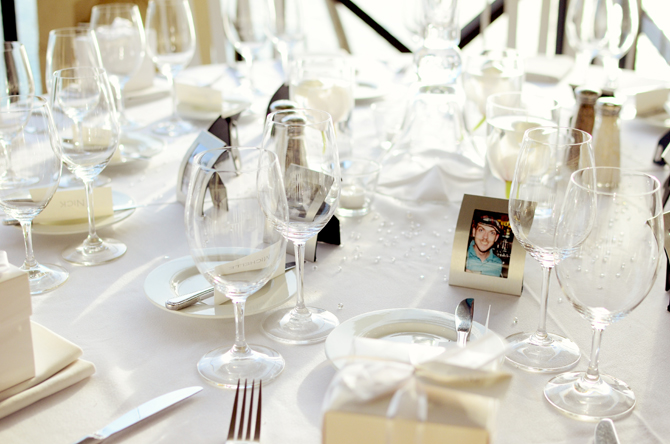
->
[570, 167, 662, 197]
[266, 108, 333, 127]
[523, 126, 592, 147]
[486, 91, 559, 111]
[194, 147, 278, 174]
[52, 66, 106, 80]
[340, 157, 382, 177]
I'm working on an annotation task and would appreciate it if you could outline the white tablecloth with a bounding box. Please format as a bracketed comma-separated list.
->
[1, 60, 670, 444]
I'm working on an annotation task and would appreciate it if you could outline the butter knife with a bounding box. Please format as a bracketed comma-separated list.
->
[455, 298, 475, 347]
[595, 418, 621, 444]
[165, 262, 296, 310]
[72, 386, 202, 443]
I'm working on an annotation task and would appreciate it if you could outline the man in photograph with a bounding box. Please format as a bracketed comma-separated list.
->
[465, 214, 503, 277]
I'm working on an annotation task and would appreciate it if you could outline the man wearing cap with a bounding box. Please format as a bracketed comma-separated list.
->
[466, 214, 504, 277]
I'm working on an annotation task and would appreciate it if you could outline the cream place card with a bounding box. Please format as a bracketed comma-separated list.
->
[32, 187, 114, 224]
[175, 83, 223, 112]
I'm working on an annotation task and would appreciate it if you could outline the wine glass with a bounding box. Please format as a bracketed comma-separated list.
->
[0, 42, 35, 188]
[484, 92, 560, 198]
[90, 3, 146, 131]
[185, 147, 288, 387]
[267, 0, 306, 79]
[145, 0, 196, 136]
[45, 27, 111, 189]
[260, 108, 341, 344]
[566, 0, 639, 91]
[50, 67, 124, 265]
[545, 167, 663, 420]
[506, 127, 595, 372]
[0, 96, 69, 294]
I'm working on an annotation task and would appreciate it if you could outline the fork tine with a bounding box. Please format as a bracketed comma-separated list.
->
[245, 381, 255, 441]
[237, 379, 248, 440]
[254, 380, 262, 442]
[227, 380, 241, 441]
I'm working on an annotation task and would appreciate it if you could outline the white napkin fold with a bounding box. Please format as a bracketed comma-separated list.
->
[0, 323, 95, 419]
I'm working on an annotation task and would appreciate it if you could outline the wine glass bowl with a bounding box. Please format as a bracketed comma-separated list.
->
[185, 147, 288, 388]
[545, 167, 663, 420]
[505, 127, 595, 373]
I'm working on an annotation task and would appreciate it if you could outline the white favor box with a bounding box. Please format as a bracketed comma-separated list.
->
[0, 258, 35, 392]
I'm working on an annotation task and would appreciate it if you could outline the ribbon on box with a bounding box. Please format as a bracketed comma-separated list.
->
[322, 334, 511, 444]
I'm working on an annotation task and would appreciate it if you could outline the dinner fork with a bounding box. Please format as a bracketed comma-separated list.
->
[227, 379, 262, 443]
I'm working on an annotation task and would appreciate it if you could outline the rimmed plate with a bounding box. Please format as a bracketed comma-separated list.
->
[108, 132, 166, 166]
[177, 98, 250, 122]
[31, 190, 135, 235]
[325, 307, 491, 369]
[144, 256, 296, 319]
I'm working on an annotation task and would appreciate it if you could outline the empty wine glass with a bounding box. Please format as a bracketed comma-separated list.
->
[267, 0, 306, 79]
[185, 147, 288, 387]
[50, 67, 124, 265]
[145, 0, 196, 136]
[545, 167, 663, 420]
[90, 3, 146, 131]
[0, 96, 68, 294]
[222, 0, 269, 96]
[0, 42, 35, 188]
[260, 108, 341, 344]
[45, 27, 111, 189]
[506, 127, 595, 372]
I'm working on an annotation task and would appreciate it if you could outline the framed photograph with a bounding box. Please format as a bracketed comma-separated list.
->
[449, 194, 526, 296]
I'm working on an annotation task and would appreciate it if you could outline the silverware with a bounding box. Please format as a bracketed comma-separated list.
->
[165, 262, 296, 310]
[2, 204, 139, 226]
[72, 386, 202, 444]
[455, 298, 475, 347]
[227, 379, 262, 443]
[595, 418, 621, 444]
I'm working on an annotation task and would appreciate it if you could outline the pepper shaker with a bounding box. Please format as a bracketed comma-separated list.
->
[571, 86, 601, 135]
[592, 96, 623, 187]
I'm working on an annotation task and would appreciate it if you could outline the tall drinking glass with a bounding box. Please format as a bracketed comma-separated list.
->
[506, 127, 595, 372]
[0, 96, 68, 294]
[484, 92, 559, 198]
[51, 67, 124, 265]
[145, 0, 196, 136]
[185, 147, 288, 387]
[545, 168, 662, 420]
[267, 0, 306, 79]
[260, 109, 341, 344]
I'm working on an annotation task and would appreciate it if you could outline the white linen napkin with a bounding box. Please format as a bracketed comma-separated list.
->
[0, 322, 95, 419]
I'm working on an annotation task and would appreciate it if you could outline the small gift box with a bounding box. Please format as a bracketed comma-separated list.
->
[322, 334, 511, 444]
[0, 252, 35, 392]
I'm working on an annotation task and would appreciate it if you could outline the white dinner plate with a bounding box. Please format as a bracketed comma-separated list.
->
[324, 307, 491, 369]
[177, 98, 251, 122]
[31, 190, 135, 235]
[144, 256, 297, 319]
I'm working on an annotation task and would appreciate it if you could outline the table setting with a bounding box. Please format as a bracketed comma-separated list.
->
[2, 0, 670, 443]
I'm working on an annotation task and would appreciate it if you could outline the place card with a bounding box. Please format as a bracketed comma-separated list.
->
[32, 187, 113, 224]
[449, 194, 526, 296]
[175, 82, 223, 112]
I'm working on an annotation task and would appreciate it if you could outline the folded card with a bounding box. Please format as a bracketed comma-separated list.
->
[32, 187, 113, 224]
[175, 82, 223, 112]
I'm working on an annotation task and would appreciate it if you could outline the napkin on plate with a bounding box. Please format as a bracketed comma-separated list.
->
[0, 322, 95, 420]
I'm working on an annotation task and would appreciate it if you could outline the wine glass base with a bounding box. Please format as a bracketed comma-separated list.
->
[544, 371, 635, 421]
[261, 307, 339, 344]
[197, 344, 285, 389]
[504, 331, 580, 373]
[24, 263, 69, 295]
[62, 238, 127, 266]
[151, 118, 195, 137]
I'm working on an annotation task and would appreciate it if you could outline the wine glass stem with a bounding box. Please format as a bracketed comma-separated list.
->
[231, 298, 250, 356]
[109, 75, 129, 126]
[241, 50, 256, 93]
[577, 326, 604, 390]
[573, 50, 592, 85]
[531, 265, 552, 345]
[164, 68, 179, 122]
[83, 179, 102, 248]
[603, 54, 620, 91]
[0, 140, 16, 179]
[291, 240, 310, 316]
[19, 219, 37, 270]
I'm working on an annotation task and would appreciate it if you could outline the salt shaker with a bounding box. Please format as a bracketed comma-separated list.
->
[592, 96, 623, 186]
[571, 86, 601, 135]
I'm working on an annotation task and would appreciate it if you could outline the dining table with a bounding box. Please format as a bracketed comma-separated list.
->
[1, 53, 670, 444]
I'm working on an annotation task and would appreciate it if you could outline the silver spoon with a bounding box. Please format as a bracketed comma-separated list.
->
[455, 298, 475, 347]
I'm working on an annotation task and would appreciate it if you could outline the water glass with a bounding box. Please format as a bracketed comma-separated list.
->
[336, 158, 381, 218]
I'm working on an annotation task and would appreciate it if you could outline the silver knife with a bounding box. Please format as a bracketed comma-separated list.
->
[165, 262, 296, 311]
[594, 418, 621, 444]
[455, 298, 475, 347]
[72, 386, 202, 443]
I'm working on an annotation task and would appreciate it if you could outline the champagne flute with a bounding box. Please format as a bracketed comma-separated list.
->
[45, 27, 111, 189]
[185, 147, 288, 387]
[267, 0, 306, 79]
[0, 96, 69, 294]
[545, 167, 662, 420]
[598, 0, 639, 91]
[222, 0, 270, 96]
[0, 42, 35, 188]
[145, 0, 196, 136]
[260, 109, 341, 344]
[50, 67, 124, 265]
[506, 127, 595, 372]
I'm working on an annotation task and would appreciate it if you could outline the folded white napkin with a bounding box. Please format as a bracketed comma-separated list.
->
[0, 323, 95, 419]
